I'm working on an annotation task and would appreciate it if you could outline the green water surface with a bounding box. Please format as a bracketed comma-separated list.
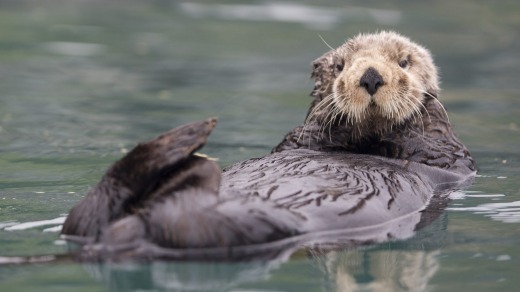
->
[0, 0, 519, 291]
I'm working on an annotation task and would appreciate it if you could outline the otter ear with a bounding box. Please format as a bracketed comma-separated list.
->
[310, 50, 336, 100]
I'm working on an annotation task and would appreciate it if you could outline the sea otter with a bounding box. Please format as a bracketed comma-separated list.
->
[61, 31, 475, 259]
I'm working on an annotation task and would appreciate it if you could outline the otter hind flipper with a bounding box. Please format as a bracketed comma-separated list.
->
[61, 118, 219, 239]
[114, 117, 218, 180]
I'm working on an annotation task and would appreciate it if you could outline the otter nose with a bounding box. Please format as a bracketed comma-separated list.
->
[359, 67, 384, 95]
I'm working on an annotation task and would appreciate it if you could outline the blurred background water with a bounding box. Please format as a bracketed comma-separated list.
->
[0, 0, 519, 291]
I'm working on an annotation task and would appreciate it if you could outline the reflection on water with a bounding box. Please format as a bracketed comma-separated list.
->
[84, 261, 284, 292]
[74, 213, 449, 291]
[311, 250, 440, 292]
[0, 0, 519, 291]
[81, 249, 442, 292]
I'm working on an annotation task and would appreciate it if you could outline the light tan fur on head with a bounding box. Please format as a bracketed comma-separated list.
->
[308, 31, 439, 138]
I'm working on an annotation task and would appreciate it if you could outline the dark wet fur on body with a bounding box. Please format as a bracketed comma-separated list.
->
[61, 32, 476, 260]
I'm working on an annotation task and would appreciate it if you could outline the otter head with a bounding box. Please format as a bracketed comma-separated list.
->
[309, 31, 439, 139]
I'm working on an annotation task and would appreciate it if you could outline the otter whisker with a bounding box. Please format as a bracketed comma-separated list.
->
[402, 87, 429, 137]
[399, 92, 419, 116]
[328, 110, 340, 142]
[414, 98, 431, 136]
[322, 106, 341, 141]
[423, 91, 436, 99]
[305, 95, 332, 122]
[401, 94, 425, 137]
[299, 94, 336, 143]
[415, 97, 431, 123]
[316, 103, 334, 139]
[411, 87, 450, 124]
[318, 34, 335, 51]
[355, 102, 368, 125]
[312, 93, 335, 112]
[308, 98, 335, 126]
[430, 95, 450, 123]
[338, 110, 346, 128]
[305, 94, 334, 123]
[297, 124, 309, 145]
[383, 95, 399, 121]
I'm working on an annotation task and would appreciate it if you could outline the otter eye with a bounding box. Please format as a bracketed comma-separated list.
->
[335, 63, 344, 72]
[398, 59, 409, 68]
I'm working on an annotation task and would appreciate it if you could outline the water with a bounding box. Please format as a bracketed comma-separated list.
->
[0, 0, 519, 291]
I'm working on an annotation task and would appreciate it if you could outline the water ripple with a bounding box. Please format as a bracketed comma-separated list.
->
[2, 217, 66, 231]
[448, 192, 520, 223]
[179, 2, 401, 30]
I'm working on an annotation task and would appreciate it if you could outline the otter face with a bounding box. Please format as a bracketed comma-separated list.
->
[309, 31, 439, 135]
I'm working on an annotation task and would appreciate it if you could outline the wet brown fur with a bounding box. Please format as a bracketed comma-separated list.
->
[274, 31, 474, 173]
[61, 32, 476, 258]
